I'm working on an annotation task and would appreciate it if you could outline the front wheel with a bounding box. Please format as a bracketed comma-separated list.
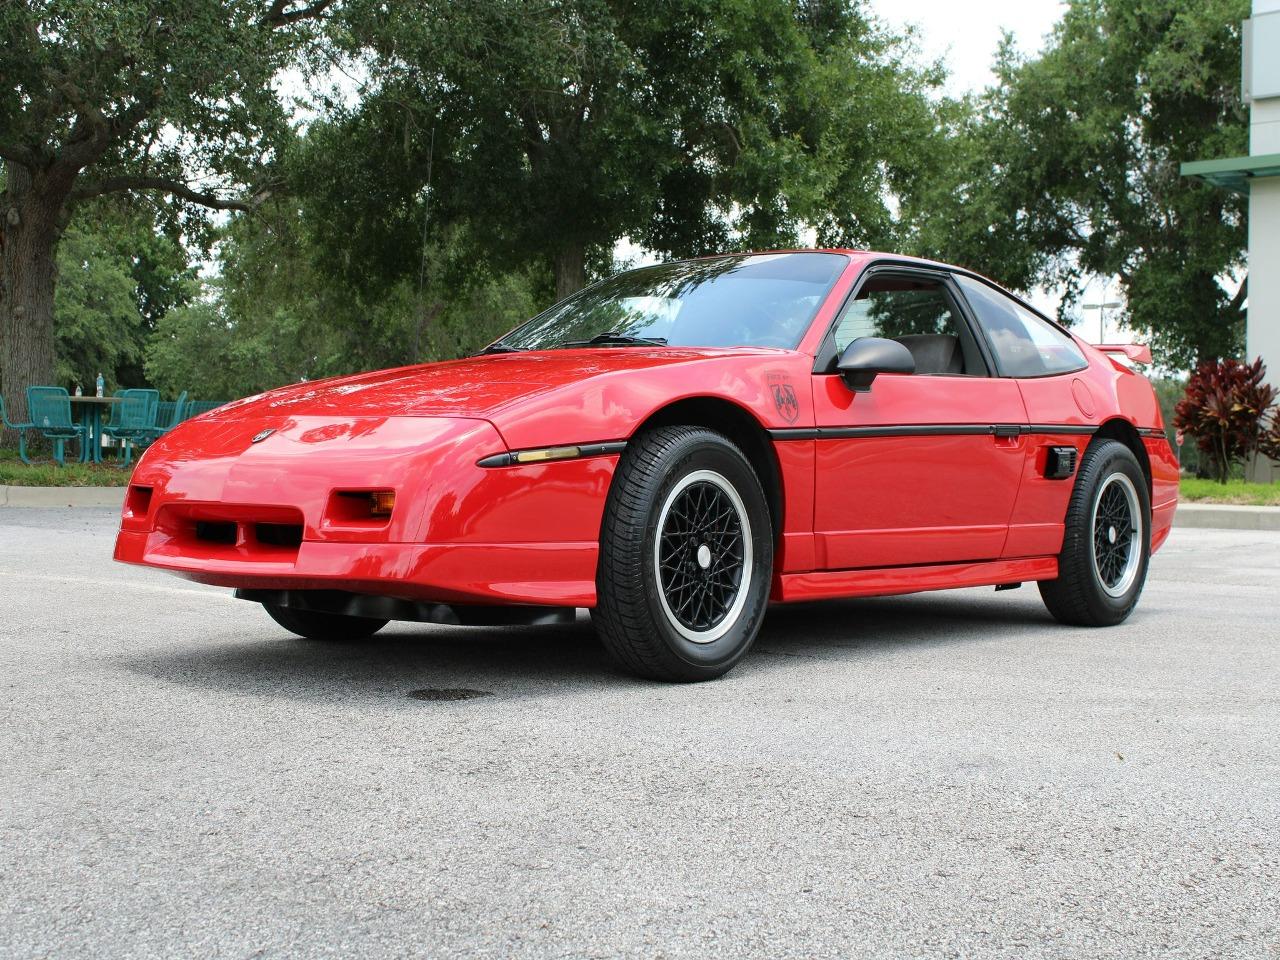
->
[262, 602, 388, 641]
[593, 426, 773, 682]
[1039, 439, 1151, 626]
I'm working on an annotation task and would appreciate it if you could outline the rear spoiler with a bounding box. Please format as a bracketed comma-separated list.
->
[1095, 343, 1152, 365]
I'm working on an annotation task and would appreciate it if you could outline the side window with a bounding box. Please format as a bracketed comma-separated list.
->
[956, 275, 1087, 378]
[832, 275, 986, 376]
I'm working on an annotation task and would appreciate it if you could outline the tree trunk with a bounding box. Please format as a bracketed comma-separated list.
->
[2, 161, 66, 424]
[553, 243, 586, 302]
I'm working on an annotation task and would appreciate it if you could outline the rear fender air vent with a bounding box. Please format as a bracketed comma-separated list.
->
[1045, 446, 1079, 480]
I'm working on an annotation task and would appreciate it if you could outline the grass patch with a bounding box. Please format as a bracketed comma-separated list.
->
[0, 454, 129, 487]
[1180, 477, 1280, 507]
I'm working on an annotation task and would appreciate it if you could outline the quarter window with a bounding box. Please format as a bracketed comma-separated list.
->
[956, 275, 1087, 378]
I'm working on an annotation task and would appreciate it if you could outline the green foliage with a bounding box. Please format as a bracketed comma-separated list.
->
[1178, 476, 1280, 506]
[304, 0, 946, 298]
[1174, 357, 1277, 483]
[905, 0, 1249, 367]
[51, 204, 196, 393]
[0, 0, 335, 417]
[145, 202, 543, 400]
[0, 1, 332, 226]
[0, 455, 128, 487]
[53, 224, 146, 392]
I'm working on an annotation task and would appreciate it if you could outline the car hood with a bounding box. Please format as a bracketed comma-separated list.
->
[203, 348, 770, 420]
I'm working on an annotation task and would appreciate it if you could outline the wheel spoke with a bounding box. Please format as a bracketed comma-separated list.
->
[656, 477, 748, 636]
[1092, 473, 1140, 594]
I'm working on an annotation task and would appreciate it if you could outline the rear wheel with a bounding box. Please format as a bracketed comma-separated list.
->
[593, 426, 773, 682]
[262, 602, 388, 641]
[1039, 439, 1150, 626]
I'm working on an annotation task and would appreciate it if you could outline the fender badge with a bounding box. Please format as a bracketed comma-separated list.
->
[251, 428, 275, 444]
[766, 372, 800, 425]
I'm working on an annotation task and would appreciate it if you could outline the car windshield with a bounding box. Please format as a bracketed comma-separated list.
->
[496, 252, 849, 352]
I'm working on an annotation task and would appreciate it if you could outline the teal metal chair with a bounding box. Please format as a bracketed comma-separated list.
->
[143, 391, 188, 445]
[1, 395, 35, 464]
[26, 386, 86, 465]
[100, 388, 159, 466]
[102, 389, 127, 431]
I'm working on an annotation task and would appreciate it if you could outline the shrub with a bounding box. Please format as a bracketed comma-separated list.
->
[1174, 357, 1278, 483]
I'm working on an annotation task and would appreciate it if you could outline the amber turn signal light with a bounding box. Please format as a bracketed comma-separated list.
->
[512, 446, 581, 464]
[369, 491, 396, 516]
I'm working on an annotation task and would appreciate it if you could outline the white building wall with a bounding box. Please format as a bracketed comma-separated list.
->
[1250, 178, 1280, 370]
[1249, 2, 1280, 479]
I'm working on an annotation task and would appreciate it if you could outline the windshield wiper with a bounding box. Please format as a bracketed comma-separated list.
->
[478, 341, 523, 354]
[555, 332, 669, 348]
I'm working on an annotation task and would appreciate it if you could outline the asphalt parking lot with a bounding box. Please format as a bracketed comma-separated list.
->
[1, 507, 1277, 959]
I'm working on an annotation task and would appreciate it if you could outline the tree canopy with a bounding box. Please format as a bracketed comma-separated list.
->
[145, 204, 543, 399]
[303, 0, 946, 300]
[0, 0, 332, 416]
[904, 0, 1250, 367]
[1, 0, 1259, 414]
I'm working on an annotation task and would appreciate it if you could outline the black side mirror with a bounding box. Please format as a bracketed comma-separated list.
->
[836, 337, 915, 392]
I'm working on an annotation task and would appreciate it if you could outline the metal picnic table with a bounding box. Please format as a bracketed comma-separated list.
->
[69, 395, 122, 465]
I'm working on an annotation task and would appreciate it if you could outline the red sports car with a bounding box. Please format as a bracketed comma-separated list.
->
[115, 251, 1178, 681]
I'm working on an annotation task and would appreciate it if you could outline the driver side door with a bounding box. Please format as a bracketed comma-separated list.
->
[810, 267, 1028, 570]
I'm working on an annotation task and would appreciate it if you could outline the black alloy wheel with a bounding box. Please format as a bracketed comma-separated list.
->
[593, 426, 773, 682]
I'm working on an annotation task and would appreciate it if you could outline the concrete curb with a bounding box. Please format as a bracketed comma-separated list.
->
[1174, 502, 1280, 531]
[0, 485, 126, 508]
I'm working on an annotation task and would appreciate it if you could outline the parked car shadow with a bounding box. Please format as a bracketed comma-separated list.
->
[754, 588, 1059, 660]
[114, 585, 1066, 705]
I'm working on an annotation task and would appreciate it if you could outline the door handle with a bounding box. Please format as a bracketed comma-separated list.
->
[992, 424, 1024, 449]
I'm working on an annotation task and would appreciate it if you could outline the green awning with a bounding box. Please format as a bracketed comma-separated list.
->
[1181, 153, 1280, 195]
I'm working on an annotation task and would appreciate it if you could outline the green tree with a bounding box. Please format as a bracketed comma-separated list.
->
[52, 221, 146, 391]
[145, 202, 543, 399]
[57, 200, 198, 390]
[905, 0, 1249, 367]
[0, 0, 334, 419]
[308, 0, 944, 301]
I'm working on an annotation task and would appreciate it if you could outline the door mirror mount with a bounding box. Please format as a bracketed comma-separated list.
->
[836, 337, 915, 392]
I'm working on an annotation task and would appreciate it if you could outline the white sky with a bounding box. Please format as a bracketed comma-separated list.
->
[868, 0, 1066, 99]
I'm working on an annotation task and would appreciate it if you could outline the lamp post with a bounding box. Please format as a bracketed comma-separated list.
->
[1082, 300, 1122, 343]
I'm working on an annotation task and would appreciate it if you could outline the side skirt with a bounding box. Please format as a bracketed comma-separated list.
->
[235, 588, 577, 626]
[775, 557, 1058, 603]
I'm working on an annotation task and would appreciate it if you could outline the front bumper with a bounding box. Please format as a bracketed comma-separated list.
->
[114, 529, 599, 606]
[114, 413, 619, 607]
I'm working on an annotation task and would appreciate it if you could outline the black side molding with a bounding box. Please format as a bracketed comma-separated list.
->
[768, 423, 1101, 441]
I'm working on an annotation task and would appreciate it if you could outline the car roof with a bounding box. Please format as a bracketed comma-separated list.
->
[712, 247, 992, 283]
[690, 248, 1060, 329]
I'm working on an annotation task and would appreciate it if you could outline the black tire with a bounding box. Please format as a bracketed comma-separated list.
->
[593, 426, 773, 682]
[262, 603, 388, 641]
[1039, 439, 1151, 626]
